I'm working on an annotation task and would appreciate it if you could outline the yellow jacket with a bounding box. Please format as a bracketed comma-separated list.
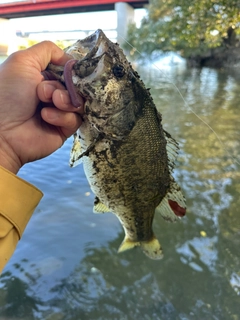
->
[0, 165, 43, 273]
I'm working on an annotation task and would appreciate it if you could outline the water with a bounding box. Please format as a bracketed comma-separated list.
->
[0, 61, 240, 320]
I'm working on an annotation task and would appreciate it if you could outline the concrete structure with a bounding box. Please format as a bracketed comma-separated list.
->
[0, 1, 148, 56]
[0, 18, 8, 55]
[115, 2, 134, 46]
[0, 18, 17, 56]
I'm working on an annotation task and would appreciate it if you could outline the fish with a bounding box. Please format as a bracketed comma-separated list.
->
[47, 29, 186, 260]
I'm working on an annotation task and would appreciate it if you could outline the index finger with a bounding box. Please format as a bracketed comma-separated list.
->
[25, 41, 71, 71]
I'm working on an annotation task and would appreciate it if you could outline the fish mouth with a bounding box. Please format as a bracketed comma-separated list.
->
[67, 29, 107, 59]
[47, 29, 125, 107]
[62, 29, 115, 105]
[66, 29, 110, 78]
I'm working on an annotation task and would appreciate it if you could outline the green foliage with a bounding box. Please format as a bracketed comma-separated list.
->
[127, 0, 240, 59]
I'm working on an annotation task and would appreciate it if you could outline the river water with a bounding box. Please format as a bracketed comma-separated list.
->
[0, 59, 240, 320]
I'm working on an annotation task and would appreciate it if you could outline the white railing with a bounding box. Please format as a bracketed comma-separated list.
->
[16, 29, 117, 42]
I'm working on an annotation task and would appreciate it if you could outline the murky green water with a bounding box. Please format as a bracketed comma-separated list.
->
[0, 61, 240, 320]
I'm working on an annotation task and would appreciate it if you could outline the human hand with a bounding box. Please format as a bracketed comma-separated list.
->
[0, 41, 84, 174]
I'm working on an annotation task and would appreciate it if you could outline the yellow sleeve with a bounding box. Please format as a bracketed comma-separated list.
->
[0, 166, 43, 273]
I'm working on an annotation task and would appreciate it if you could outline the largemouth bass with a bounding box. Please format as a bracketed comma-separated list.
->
[47, 29, 186, 260]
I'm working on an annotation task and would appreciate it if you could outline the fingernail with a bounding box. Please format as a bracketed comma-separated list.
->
[45, 108, 58, 120]
[60, 91, 71, 104]
[43, 83, 55, 99]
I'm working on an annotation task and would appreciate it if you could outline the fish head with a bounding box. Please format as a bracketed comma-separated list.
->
[65, 30, 144, 139]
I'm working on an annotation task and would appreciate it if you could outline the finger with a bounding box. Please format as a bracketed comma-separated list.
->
[25, 41, 71, 71]
[52, 89, 85, 113]
[38, 80, 85, 112]
[37, 81, 66, 102]
[41, 107, 82, 138]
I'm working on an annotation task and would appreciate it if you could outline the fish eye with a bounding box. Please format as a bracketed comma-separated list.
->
[112, 64, 125, 78]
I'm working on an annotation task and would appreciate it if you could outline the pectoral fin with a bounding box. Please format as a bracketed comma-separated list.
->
[69, 132, 83, 167]
[70, 132, 105, 168]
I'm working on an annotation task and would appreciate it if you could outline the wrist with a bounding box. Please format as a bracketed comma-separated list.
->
[0, 135, 21, 174]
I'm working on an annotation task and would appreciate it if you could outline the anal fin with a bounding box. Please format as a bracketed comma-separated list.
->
[118, 237, 140, 253]
[93, 197, 111, 214]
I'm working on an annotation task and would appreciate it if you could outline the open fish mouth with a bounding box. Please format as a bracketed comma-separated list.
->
[66, 29, 108, 63]
[68, 30, 119, 83]
[47, 29, 128, 107]
[63, 30, 111, 105]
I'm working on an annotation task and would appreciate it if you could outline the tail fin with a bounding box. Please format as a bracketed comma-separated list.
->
[118, 235, 163, 260]
[140, 236, 163, 260]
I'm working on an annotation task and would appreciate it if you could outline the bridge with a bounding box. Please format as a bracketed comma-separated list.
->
[0, 0, 148, 19]
[0, 1, 148, 55]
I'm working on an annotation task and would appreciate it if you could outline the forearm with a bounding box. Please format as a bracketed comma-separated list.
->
[0, 135, 21, 174]
[0, 165, 43, 273]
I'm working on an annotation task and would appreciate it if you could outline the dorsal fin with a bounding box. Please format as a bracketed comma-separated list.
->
[164, 130, 179, 173]
[156, 176, 186, 222]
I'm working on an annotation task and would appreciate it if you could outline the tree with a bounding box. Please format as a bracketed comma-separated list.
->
[126, 0, 240, 66]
